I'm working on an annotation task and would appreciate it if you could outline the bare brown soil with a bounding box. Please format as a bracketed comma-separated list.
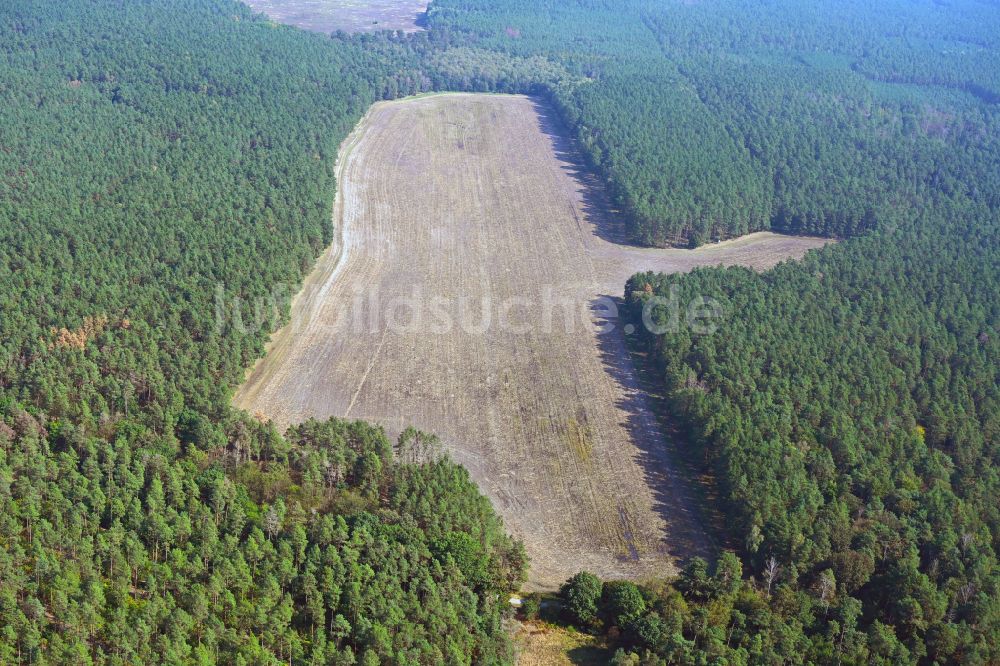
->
[234, 93, 830, 589]
[242, 0, 427, 34]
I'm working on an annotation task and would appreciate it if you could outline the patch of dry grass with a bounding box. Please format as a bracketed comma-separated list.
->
[514, 622, 610, 666]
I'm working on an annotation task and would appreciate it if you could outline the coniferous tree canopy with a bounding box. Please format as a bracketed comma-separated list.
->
[422, 0, 1000, 661]
[0, 1, 525, 662]
[425, 0, 1000, 246]
[2, 0, 998, 663]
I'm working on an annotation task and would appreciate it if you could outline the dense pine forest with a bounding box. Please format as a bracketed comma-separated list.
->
[616, 213, 999, 663]
[2, 0, 999, 664]
[0, 1, 524, 662]
[420, 0, 1000, 662]
[424, 0, 1000, 246]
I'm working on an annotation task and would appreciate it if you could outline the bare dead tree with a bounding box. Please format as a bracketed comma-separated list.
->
[958, 582, 977, 605]
[396, 428, 443, 464]
[816, 569, 836, 615]
[764, 556, 781, 598]
[264, 506, 281, 541]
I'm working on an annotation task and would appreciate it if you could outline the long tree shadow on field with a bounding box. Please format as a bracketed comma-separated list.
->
[528, 94, 721, 567]
[531, 93, 722, 568]
[529, 97, 649, 249]
[589, 294, 718, 566]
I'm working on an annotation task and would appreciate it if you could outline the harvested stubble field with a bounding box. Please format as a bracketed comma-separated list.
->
[234, 93, 830, 588]
[242, 0, 427, 34]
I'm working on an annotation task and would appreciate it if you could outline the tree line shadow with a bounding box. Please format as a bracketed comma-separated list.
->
[528, 97, 650, 249]
[589, 296, 721, 568]
[522, 94, 725, 569]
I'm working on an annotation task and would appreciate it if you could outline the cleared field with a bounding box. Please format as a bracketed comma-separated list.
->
[242, 0, 427, 34]
[234, 93, 830, 588]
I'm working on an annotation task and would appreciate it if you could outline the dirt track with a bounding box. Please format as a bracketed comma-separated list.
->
[234, 93, 830, 589]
